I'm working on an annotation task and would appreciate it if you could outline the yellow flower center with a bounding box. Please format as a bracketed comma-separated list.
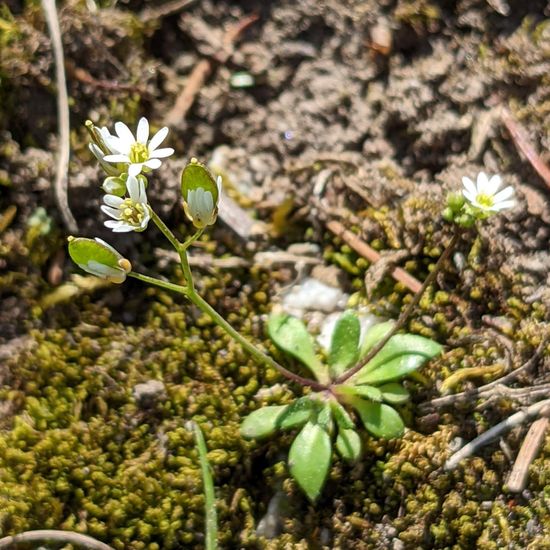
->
[129, 142, 149, 164]
[476, 193, 494, 208]
[120, 199, 146, 226]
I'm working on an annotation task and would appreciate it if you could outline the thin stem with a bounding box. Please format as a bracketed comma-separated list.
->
[128, 272, 189, 296]
[334, 231, 461, 385]
[185, 289, 327, 391]
[192, 422, 217, 550]
[128, 272, 327, 391]
[182, 229, 204, 251]
[150, 208, 182, 252]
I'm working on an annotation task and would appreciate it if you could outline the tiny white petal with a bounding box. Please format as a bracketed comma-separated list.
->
[476, 172, 490, 194]
[493, 186, 514, 203]
[104, 154, 131, 163]
[462, 190, 477, 204]
[144, 158, 162, 170]
[126, 175, 140, 201]
[216, 175, 222, 196]
[128, 163, 143, 177]
[493, 199, 515, 211]
[104, 135, 126, 154]
[462, 176, 477, 197]
[137, 117, 149, 144]
[486, 174, 502, 195]
[103, 195, 124, 208]
[115, 122, 136, 147]
[112, 224, 135, 233]
[148, 127, 169, 151]
[149, 147, 174, 159]
[101, 205, 122, 219]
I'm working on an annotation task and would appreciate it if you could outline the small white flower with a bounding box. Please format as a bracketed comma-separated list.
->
[101, 175, 151, 232]
[183, 175, 222, 229]
[102, 117, 174, 177]
[462, 172, 516, 214]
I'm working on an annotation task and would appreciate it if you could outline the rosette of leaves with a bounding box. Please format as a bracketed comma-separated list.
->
[240, 312, 442, 501]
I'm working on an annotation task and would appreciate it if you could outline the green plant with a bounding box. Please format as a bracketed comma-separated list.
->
[241, 313, 442, 500]
[68, 117, 517, 504]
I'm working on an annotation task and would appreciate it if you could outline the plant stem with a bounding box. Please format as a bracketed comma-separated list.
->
[128, 272, 189, 296]
[191, 422, 217, 550]
[334, 231, 461, 385]
[185, 288, 327, 391]
[128, 272, 327, 391]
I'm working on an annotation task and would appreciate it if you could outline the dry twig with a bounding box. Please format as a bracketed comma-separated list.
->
[325, 219, 422, 293]
[164, 14, 258, 126]
[41, 0, 77, 232]
[444, 398, 550, 471]
[139, 0, 196, 23]
[501, 107, 550, 190]
[0, 530, 114, 550]
[506, 407, 550, 493]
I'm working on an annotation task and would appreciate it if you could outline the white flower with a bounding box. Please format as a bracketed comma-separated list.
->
[183, 175, 222, 229]
[101, 175, 151, 232]
[102, 117, 174, 177]
[462, 172, 516, 214]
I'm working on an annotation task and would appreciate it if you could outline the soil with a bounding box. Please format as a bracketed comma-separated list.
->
[0, 0, 549, 548]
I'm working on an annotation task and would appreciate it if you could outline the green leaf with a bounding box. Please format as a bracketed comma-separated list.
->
[277, 398, 314, 430]
[267, 314, 328, 382]
[379, 382, 410, 404]
[316, 403, 333, 433]
[354, 334, 443, 385]
[331, 401, 355, 430]
[352, 399, 405, 439]
[360, 321, 395, 356]
[180, 158, 219, 204]
[240, 405, 288, 439]
[289, 421, 332, 501]
[336, 428, 362, 461]
[328, 311, 361, 378]
[335, 384, 382, 402]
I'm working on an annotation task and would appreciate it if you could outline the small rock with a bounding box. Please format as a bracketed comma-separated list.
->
[281, 277, 348, 317]
[133, 380, 167, 409]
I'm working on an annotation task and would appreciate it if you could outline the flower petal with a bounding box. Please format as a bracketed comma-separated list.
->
[493, 185, 514, 203]
[493, 199, 515, 211]
[126, 175, 140, 201]
[476, 172, 490, 194]
[104, 135, 126, 154]
[144, 158, 162, 169]
[137, 117, 149, 144]
[112, 223, 136, 233]
[462, 177, 477, 197]
[486, 174, 502, 195]
[128, 163, 143, 177]
[101, 205, 122, 219]
[149, 147, 174, 159]
[103, 195, 123, 208]
[104, 154, 131, 163]
[115, 122, 136, 147]
[148, 127, 169, 151]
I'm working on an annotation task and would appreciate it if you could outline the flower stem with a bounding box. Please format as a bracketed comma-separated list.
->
[127, 273, 326, 391]
[334, 231, 462, 385]
[185, 288, 327, 391]
[128, 272, 189, 296]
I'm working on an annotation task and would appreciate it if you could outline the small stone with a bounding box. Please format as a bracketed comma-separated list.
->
[133, 380, 167, 409]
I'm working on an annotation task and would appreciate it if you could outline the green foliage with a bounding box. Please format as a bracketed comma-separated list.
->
[241, 311, 443, 500]
[267, 314, 328, 383]
[328, 311, 360, 378]
[289, 421, 331, 502]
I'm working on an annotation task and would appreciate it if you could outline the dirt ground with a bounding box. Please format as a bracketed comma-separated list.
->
[0, 0, 549, 548]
